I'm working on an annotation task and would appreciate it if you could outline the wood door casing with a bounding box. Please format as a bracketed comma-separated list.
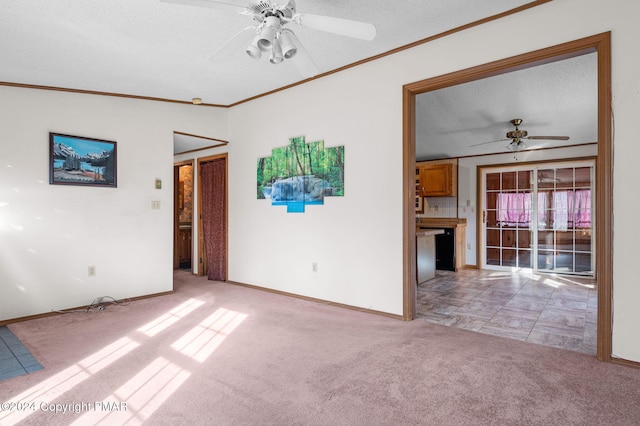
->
[403, 33, 613, 362]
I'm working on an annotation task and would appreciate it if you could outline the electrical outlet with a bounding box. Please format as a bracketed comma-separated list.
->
[312, 262, 318, 273]
[151, 200, 161, 210]
[88, 266, 96, 276]
[467, 243, 471, 250]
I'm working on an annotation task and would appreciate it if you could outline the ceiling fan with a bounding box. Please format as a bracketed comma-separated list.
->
[472, 118, 570, 152]
[161, 0, 377, 76]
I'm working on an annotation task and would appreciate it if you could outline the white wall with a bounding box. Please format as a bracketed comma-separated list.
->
[0, 86, 227, 320]
[228, 77, 404, 313]
[3, 0, 639, 363]
[226, 0, 640, 361]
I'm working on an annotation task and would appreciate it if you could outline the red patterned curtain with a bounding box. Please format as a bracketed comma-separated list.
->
[200, 158, 226, 281]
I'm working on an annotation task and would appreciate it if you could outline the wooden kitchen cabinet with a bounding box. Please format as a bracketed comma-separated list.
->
[417, 161, 457, 197]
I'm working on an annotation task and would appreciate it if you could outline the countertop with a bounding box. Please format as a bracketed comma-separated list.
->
[416, 228, 445, 237]
[417, 218, 467, 228]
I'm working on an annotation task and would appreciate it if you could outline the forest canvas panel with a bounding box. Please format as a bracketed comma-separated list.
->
[257, 136, 344, 213]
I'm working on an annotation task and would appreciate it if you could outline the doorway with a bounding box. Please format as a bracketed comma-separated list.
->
[197, 154, 228, 281]
[403, 33, 612, 361]
[174, 160, 194, 272]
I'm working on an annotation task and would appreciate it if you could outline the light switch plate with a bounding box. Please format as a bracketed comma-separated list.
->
[155, 179, 162, 189]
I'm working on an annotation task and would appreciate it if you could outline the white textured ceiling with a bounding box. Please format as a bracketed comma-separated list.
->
[1, 0, 535, 105]
[2, 1, 596, 159]
[416, 52, 598, 160]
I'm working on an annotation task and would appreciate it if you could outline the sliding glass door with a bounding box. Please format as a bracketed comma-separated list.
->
[481, 160, 594, 276]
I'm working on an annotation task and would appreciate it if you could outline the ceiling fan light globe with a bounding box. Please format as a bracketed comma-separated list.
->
[257, 38, 272, 52]
[246, 44, 262, 59]
[258, 16, 280, 52]
[246, 35, 263, 59]
[270, 39, 284, 64]
[278, 30, 297, 59]
[507, 140, 525, 151]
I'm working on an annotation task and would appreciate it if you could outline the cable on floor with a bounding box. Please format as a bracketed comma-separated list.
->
[52, 296, 131, 314]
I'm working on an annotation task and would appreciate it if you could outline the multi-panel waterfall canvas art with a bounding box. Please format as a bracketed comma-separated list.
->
[257, 136, 344, 213]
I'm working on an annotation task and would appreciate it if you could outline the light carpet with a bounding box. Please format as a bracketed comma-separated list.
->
[1, 271, 639, 425]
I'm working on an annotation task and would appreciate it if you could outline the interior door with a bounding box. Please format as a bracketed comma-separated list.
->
[480, 160, 595, 275]
[536, 164, 594, 274]
[198, 154, 228, 281]
[483, 168, 533, 269]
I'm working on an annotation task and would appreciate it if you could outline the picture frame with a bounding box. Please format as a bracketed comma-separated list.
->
[49, 133, 117, 187]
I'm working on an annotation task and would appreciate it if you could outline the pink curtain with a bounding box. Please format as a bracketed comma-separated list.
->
[497, 190, 591, 229]
[497, 193, 532, 226]
[551, 190, 592, 230]
[572, 189, 592, 228]
[201, 158, 226, 281]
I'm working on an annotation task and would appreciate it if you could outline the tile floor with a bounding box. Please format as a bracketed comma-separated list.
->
[0, 326, 43, 381]
[417, 269, 597, 355]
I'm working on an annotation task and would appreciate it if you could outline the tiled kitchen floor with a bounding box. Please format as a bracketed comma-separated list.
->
[417, 269, 597, 355]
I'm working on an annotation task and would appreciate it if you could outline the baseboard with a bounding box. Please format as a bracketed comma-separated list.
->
[464, 264, 478, 270]
[0, 290, 175, 327]
[226, 280, 404, 321]
[611, 356, 640, 370]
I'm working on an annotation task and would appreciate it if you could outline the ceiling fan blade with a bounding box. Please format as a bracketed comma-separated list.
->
[292, 13, 377, 41]
[469, 138, 509, 147]
[159, 0, 250, 15]
[283, 30, 320, 78]
[209, 27, 256, 62]
[526, 136, 570, 141]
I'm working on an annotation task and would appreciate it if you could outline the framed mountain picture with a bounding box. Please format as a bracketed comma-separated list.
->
[49, 133, 117, 188]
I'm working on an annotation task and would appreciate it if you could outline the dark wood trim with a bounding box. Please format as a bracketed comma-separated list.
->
[174, 131, 229, 144]
[403, 87, 417, 321]
[175, 142, 228, 156]
[196, 153, 229, 279]
[0, 291, 174, 327]
[227, 281, 404, 321]
[419, 142, 598, 163]
[174, 165, 180, 270]
[476, 166, 482, 274]
[403, 32, 613, 362]
[174, 159, 195, 273]
[174, 131, 229, 155]
[0, 81, 228, 108]
[611, 357, 640, 370]
[476, 155, 598, 171]
[595, 32, 613, 362]
[1, 2, 548, 109]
